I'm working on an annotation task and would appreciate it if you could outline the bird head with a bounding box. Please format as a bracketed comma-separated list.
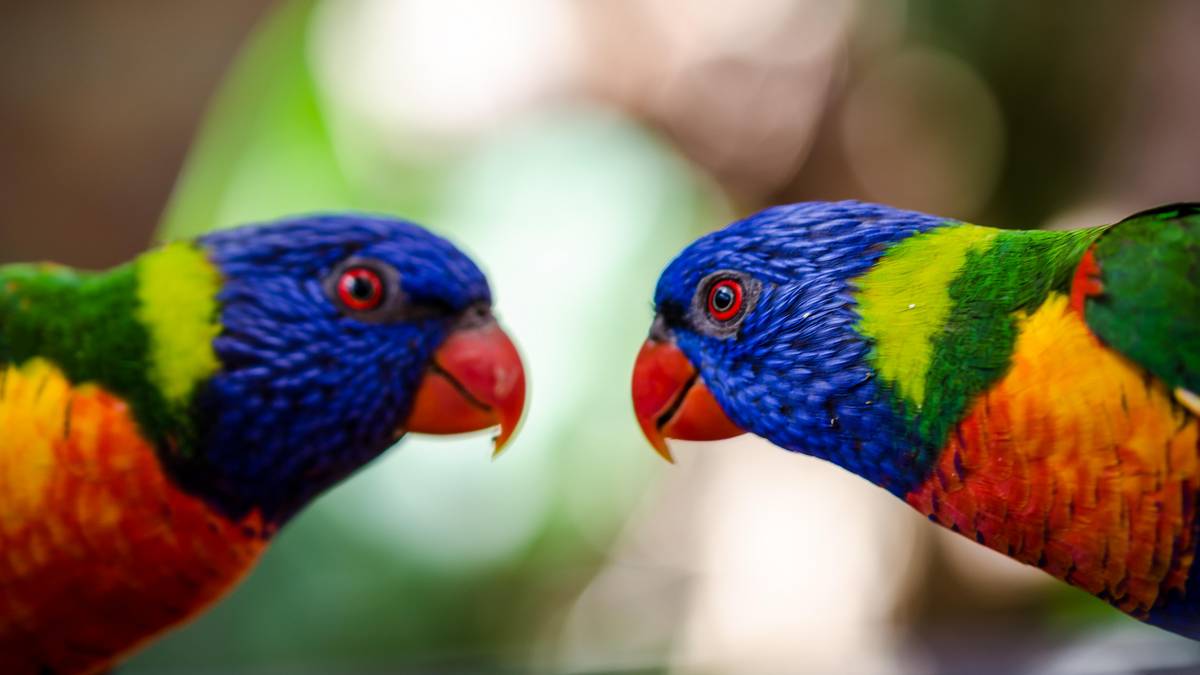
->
[182, 214, 525, 523]
[632, 201, 943, 474]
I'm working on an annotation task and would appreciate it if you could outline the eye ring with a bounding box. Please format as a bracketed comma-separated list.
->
[336, 266, 385, 311]
[706, 278, 743, 322]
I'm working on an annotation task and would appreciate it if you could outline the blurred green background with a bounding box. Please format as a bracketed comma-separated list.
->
[3, 1, 1200, 673]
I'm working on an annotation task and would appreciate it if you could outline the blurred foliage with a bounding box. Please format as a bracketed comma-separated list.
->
[905, 1, 1149, 228]
[160, 0, 357, 238]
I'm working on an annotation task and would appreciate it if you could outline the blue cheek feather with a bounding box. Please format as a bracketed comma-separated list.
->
[165, 214, 489, 525]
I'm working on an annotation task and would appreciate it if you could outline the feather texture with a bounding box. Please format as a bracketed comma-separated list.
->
[0, 359, 265, 675]
[1083, 204, 1200, 394]
[905, 294, 1199, 627]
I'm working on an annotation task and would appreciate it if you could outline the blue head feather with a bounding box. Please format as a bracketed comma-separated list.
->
[175, 214, 491, 525]
[653, 200, 951, 493]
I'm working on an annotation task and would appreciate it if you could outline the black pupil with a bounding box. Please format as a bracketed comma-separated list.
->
[347, 274, 376, 300]
[712, 285, 735, 312]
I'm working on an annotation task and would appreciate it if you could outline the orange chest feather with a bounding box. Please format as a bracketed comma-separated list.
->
[905, 295, 1200, 618]
[0, 360, 268, 675]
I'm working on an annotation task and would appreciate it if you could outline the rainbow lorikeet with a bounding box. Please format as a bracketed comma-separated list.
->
[632, 201, 1200, 637]
[0, 215, 526, 674]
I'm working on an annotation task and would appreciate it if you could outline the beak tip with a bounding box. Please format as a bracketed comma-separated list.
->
[405, 320, 526, 457]
[497, 399, 524, 459]
[490, 408, 522, 459]
[640, 425, 675, 464]
[632, 337, 744, 464]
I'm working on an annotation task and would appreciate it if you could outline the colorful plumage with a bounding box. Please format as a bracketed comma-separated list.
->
[0, 214, 526, 674]
[632, 200, 1200, 637]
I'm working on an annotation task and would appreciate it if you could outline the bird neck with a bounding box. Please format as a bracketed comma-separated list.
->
[846, 223, 1105, 488]
[0, 259, 191, 445]
[0, 247, 251, 517]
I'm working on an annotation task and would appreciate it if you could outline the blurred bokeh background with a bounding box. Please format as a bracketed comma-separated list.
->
[3, 1, 1200, 673]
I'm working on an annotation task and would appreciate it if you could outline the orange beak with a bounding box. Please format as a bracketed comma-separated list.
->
[404, 319, 526, 456]
[631, 337, 744, 462]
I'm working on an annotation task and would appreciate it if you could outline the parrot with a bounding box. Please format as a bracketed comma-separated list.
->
[0, 214, 526, 674]
[631, 200, 1200, 638]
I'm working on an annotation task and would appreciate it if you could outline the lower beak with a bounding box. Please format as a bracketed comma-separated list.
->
[404, 319, 526, 456]
[631, 338, 744, 462]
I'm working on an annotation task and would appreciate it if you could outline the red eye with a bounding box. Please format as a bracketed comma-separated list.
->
[707, 279, 743, 321]
[336, 266, 385, 311]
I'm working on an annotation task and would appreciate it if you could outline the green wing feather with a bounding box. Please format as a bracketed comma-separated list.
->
[0, 262, 182, 449]
[1084, 204, 1200, 394]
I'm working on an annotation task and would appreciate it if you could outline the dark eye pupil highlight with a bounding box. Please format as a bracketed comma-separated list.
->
[713, 286, 734, 310]
[347, 276, 373, 299]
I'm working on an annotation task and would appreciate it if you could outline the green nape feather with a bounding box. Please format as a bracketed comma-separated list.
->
[854, 223, 1104, 452]
[1085, 204, 1200, 395]
[0, 243, 223, 450]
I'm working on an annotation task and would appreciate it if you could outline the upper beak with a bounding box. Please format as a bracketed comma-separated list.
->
[631, 335, 745, 463]
[404, 316, 526, 456]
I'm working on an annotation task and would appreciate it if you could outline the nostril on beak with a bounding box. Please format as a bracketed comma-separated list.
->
[457, 303, 494, 330]
[648, 315, 671, 343]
